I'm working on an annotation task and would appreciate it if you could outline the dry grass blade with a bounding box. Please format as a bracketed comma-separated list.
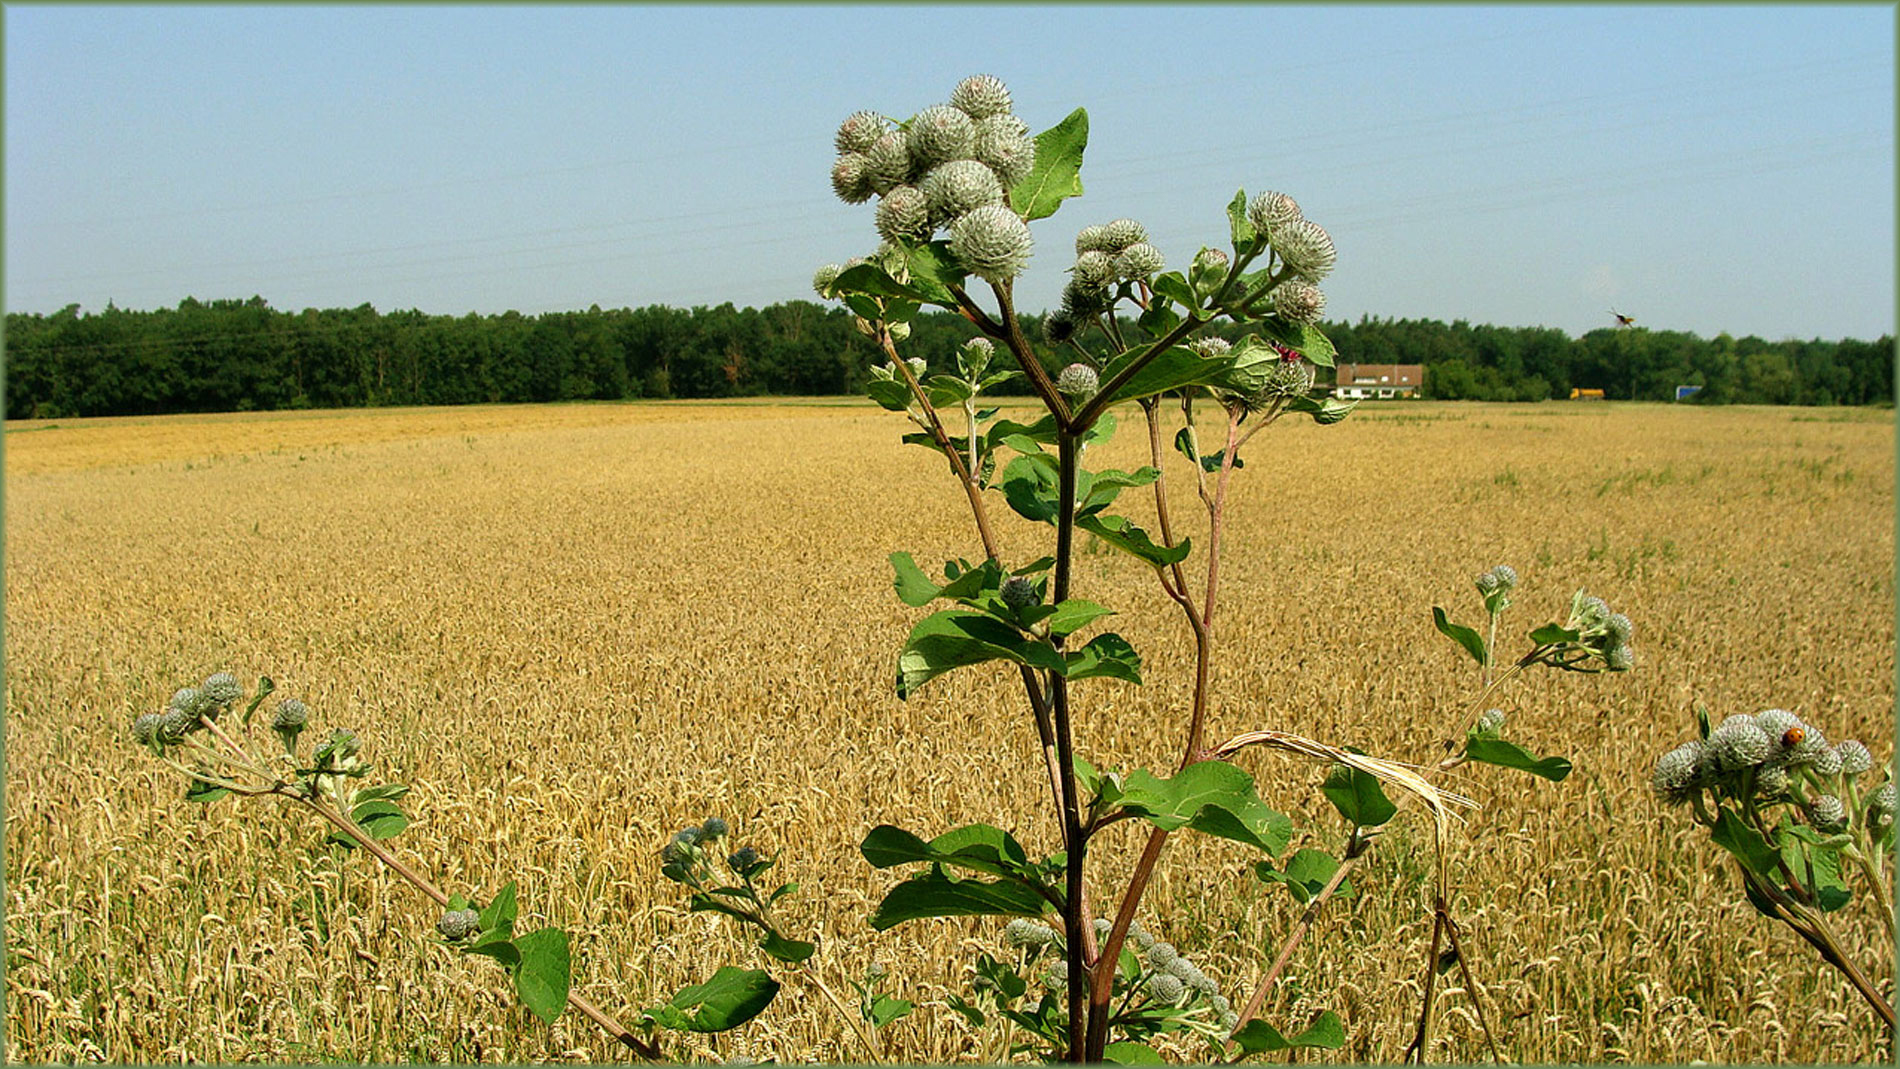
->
[1212, 727, 1478, 843]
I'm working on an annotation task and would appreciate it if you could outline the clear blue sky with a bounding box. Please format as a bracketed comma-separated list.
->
[6, 4, 1893, 341]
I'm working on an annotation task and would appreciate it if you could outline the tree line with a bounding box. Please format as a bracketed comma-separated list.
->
[4, 296, 1890, 419]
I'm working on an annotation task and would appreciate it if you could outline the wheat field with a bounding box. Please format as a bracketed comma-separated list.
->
[5, 398, 1894, 1063]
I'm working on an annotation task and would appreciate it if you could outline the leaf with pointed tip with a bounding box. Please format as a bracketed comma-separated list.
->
[647, 967, 780, 1033]
[1102, 1041, 1165, 1064]
[1255, 848, 1355, 905]
[1010, 108, 1088, 221]
[869, 868, 1049, 930]
[1227, 189, 1258, 250]
[1001, 453, 1061, 524]
[860, 823, 1033, 879]
[1259, 318, 1337, 369]
[896, 610, 1063, 699]
[1115, 761, 1292, 854]
[866, 378, 914, 411]
[1063, 633, 1142, 684]
[1046, 599, 1114, 639]
[906, 241, 967, 306]
[1284, 394, 1357, 425]
[1100, 345, 1236, 406]
[1076, 513, 1191, 568]
[833, 261, 930, 303]
[1432, 607, 1488, 666]
[1229, 1011, 1346, 1056]
[1464, 737, 1573, 782]
[890, 552, 942, 607]
[1321, 762, 1398, 827]
[511, 928, 571, 1024]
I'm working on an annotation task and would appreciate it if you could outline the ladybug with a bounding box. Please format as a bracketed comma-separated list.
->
[1782, 726, 1806, 749]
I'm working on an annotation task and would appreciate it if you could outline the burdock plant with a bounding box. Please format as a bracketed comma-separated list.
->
[819, 75, 1635, 1062]
[1652, 707, 1895, 1030]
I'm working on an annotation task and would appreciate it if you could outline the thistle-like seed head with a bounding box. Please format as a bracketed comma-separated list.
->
[1056, 363, 1100, 398]
[950, 74, 1013, 120]
[1000, 575, 1040, 611]
[1808, 794, 1848, 832]
[1042, 309, 1077, 344]
[1192, 247, 1230, 275]
[1491, 565, 1519, 589]
[908, 105, 976, 170]
[273, 698, 309, 731]
[1060, 280, 1110, 320]
[157, 706, 196, 742]
[831, 153, 875, 204]
[1148, 973, 1186, 1003]
[1146, 942, 1179, 966]
[1114, 241, 1166, 280]
[948, 204, 1033, 282]
[1247, 190, 1302, 236]
[132, 712, 163, 745]
[1074, 224, 1112, 255]
[1651, 740, 1707, 804]
[862, 131, 913, 194]
[727, 846, 760, 870]
[1836, 740, 1873, 776]
[1256, 356, 1316, 399]
[1755, 763, 1791, 796]
[1072, 250, 1117, 290]
[1476, 572, 1500, 594]
[921, 159, 1004, 226]
[700, 817, 729, 839]
[201, 672, 243, 708]
[1809, 743, 1844, 778]
[812, 263, 844, 300]
[1711, 720, 1773, 771]
[971, 114, 1035, 187]
[1475, 709, 1506, 735]
[1188, 337, 1232, 358]
[1274, 218, 1337, 281]
[874, 184, 931, 242]
[1100, 218, 1148, 251]
[436, 908, 481, 941]
[835, 110, 888, 155]
[1271, 281, 1326, 324]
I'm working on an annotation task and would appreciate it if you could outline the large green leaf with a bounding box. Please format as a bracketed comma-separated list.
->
[1046, 599, 1114, 639]
[1709, 807, 1780, 883]
[1100, 345, 1234, 406]
[869, 868, 1049, 930]
[1009, 108, 1088, 221]
[647, 967, 781, 1033]
[1321, 762, 1397, 827]
[1077, 467, 1158, 517]
[860, 823, 1033, 880]
[1255, 848, 1356, 905]
[478, 881, 519, 939]
[1076, 513, 1191, 568]
[1432, 607, 1488, 667]
[1226, 189, 1259, 250]
[1464, 737, 1573, 782]
[1115, 761, 1292, 854]
[1001, 452, 1061, 524]
[1284, 394, 1358, 425]
[865, 378, 914, 411]
[1063, 633, 1142, 684]
[832, 261, 930, 303]
[896, 609, 1063, 699]
[1101, 1041, 1165, 1064]
[1259, 318, 1338, 369]
[890, 552, 942, 607]
[1229, 1011, 1346, 1056]
[1780, 821, 1852, 912]
[511, 928, 571, 1024]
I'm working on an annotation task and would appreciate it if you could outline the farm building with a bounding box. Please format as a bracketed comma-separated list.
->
[1332, 363, 1423, 399]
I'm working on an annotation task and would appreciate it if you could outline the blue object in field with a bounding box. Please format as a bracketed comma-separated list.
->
[1675, 385, 1702, 401]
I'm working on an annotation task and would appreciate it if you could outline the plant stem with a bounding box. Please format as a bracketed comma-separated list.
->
[801, 966, 883, 1064]
[1224, 851, 1363, 1057]
[1053, 427, 1089, 1062]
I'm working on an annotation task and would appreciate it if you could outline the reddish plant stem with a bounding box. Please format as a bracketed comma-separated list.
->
[1225, 851, 1364, 1057]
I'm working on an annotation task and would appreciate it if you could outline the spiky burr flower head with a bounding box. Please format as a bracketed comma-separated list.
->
[1808, 794, 1848, 833]
[1145, 942, 1179, 966]
[950, 74, 1014, 120]
[156, 706, 197, 742]
[1605, 643, 1635, 671]
[948, 204, 1033, 283]
[1114, 241, 1166, 280]
[862, 131, 913, 194]
[1869, 783, 1897, 827]
[1148, 973, 1186, 1003]
[835, 110, 888, 155]
[1836, 740, 1873, 776]
[1060, 280, 1111, 320]
[1755, 763, 1791, 796]
[1006, 917, 1056, 947]
[1476, 709, 1506, 735]
[1257, 356, 1316, 399]
[1165, 956, 1200, 982]
[437, 909, 481, 941]
[1193, 247, 1230, 275]
[908, 104, 976, 170]
[1476, 572, 1500, 595]
[1128, 919, 1154, 951]
[1100, 218, 1148, 251]
[1074, 224, 1113, 255]
[132, 712, 163, 745]
[1057, 363, 1100, 398]
[1809, 743, 1844, 778]
[875, 184, 931, 242]
[1274, 218, 1337, 281]
[699, 817, 729, 839]
[201, 672, 243, 708]
[1188, 336, 1232, 358]
[1754, 709, 1803, 757]
[1043, 309, 1077, 344]
[1491, 565, 1519, 589]
[1191, 972, 1220, 997]
[831, 153, 875, 204]
[1000, 575, 1040, 611]
[1711, 719, 1774, 771]
[273, 698, 309, 731]
[972, 114, 1036, 187]
[1783, 724, 1833, 767]
[170, 687, 209, 716]
[812, 263, 844, 299]
[1271, 280, 1327, 324]
[727, 846, 760, 870]
[921, 159, 1005, 226]
[1652, 740, 1708, 804]
[959, 336, 995, 377]
[1072, 250, 1117, 289]
[1247, 190, 1302, 236]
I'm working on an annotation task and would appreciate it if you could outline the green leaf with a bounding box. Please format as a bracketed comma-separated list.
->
[1078, 466, 1158, 517]
[869, 868, 1049, 930]
[350, 783, 410, 803]
[759, 929, 819, 963]
[1432, 607, 1488, 667]
[1046, 599, 1114, 638]
[1780, 821, 1852, 912]
[1115, 761, 1293, 854]
[906, 241, 967, 306]
[1259, 318, 1338, 369]
[1284, 394, 1358, 425]
[1256, 848, 1354, 905]
[1100, 345, 1236, 406]
[1321, 763, 1398, 827]
[860, 823, 1032, 880]
[350, 798, 409, 840]
[1149, 271, 1196, 310]
[1076, 513, 1191, 568]
[1064, 633, 1143, 684]
[866, 378, 914, 411]
[1230, 1011, 1346, 1055]
[649, 967, 781, 1033]
[867, 992, 914, 1028]
[1102, 1041, 1165, 1064]
[184, 779, 231, 804]
[1464, 737, 1573, 782]
[1709, 807, 1780, 883]
[833, 261, 930, 303]
[896, 609, 1065, 699]
[1001, 452, 1061, 524]
[1137, 300, 1182, 340]
[463, 930, 521, 968]
[1226, 189, 1258, 250]
[890, 552, 942, 607]
[479, 881, 519, 938]
[1010, 107, 1087, 221]
[1529, 623, 1580, 645]
[511, 928, 571, 1024]
[240, 675, 275, 728]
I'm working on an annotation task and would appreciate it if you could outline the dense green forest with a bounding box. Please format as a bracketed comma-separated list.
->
[4, 296, 1891, 418]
